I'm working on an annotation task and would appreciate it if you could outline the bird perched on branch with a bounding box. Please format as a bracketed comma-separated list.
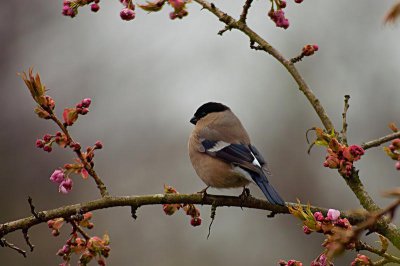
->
[188, 102, 285, 206]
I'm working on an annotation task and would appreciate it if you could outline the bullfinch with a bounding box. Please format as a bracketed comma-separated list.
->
[188, 102, 285, 206]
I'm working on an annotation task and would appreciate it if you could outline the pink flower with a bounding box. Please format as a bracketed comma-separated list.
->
[91, 3, 100, 12]
[50, 169, 65, 183]
[313, 212, 324, 222]
[335, 218, 351, 229]
[120, 8, 135, 20]
[294, 0, 303, 3]
[311, 254, 328, 266]
[396, 161, 400, 170]
[268, 9, 290, 29]
[59, 178, 73, 194]
[302, 225, 312, 234]
[327, 209, 340, 221]
[94, 141, 103, 149]
[81, 98, 92, 108]
[36, 139, 45, 148]
[190, 217, 202, 226]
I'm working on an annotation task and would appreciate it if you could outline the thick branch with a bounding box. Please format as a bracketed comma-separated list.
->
[195, 0, 334, 132]
[345, 171, 381, 212]
[0, 194, 362, 238]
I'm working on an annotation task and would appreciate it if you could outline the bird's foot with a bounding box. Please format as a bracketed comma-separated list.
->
[197, 186, 210, 202]
[239, 187, 251, 209]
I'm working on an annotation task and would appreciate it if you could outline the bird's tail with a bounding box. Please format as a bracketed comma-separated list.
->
[251, 172, 285, 206]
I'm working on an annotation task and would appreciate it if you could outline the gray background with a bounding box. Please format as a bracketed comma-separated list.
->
[1, 0, 400, 265]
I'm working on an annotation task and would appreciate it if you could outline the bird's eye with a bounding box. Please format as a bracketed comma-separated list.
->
[201, 112, 207, 117]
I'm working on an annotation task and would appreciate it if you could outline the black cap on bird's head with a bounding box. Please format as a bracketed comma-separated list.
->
[190, 102, 229, 125]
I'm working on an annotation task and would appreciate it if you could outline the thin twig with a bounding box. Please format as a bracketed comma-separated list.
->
[290, 54, 304, 63]
[239, 0, 253, 23]
[218, 25, 231, 36]
[250, 41, 264, 51]
[22, 229, 34, 252]
[362, 131, 400, 150]
[131, 205, 138, 220]
[28, 196, 43, 220]
[356, 241, 400, 264]
[48, 113, 109, 197]
[68, 220, 90, 241]
[207, 202, 217, 239]
[341, 95, 350, 146]
[0, 238, 27, 257]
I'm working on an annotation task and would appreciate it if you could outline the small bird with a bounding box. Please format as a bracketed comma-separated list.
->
[188, 102, 285, 206]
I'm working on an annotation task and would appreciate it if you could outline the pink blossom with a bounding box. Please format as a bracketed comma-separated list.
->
[50, 169, 64, 183]
[36, 139, 45, 148]
[269, 9, 290, 29]
[59, 178, 73, 194]
[91, 3, 100, 12]
[302, 225, 312, 234]
[327, 209, 340, 221]
[190, 217, 202, 226]
[120, 8, 135, 20]
[81, 98, 92, 108]
[313, 212, 324, 222]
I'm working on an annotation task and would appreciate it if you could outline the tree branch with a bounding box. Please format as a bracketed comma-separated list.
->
[0, 193, 363, 239]
[362, 131, 400, 150]
[195, 0, 334, 132]
[49, 113, 109, 197]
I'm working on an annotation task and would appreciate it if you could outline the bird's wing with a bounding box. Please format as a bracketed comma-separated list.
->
[200, 139, 284, 205]
[200, 139, 263, 175]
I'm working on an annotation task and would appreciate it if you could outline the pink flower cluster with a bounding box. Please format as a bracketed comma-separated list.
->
[323, 139, 365, 177]
[50, 169, 73, 194]
[169, 0, 188, 20]
[268, 9, 289, 29]
[267, 0, 304, 29]
[120, 0, 136, 21]
[36, 131, 68, 152]
[48, 140, 103, 194]
[63, 98, 92, 126]
[278, 259, 303, 266]
[48, 213, 110, 265]
[162, 185, 202, 226]
[384, 138, 400, 170]
[62, 0, 100, 18]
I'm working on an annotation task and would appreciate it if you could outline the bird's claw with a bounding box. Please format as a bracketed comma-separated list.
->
[239, 187, 251, 209]
[197, 186, 210, 202]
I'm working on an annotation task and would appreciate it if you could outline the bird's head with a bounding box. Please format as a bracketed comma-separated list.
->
[190, 102, 229, 125]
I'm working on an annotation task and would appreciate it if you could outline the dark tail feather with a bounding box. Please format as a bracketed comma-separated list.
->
[251, 172, 285, 206]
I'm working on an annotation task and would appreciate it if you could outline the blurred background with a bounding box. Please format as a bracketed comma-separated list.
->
[1, 0, 400, 265]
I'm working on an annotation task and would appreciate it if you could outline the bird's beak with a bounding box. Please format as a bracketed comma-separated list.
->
[190, 116, 198, 125]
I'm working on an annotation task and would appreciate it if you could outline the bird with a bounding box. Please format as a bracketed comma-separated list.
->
[188, 102, 285, 206]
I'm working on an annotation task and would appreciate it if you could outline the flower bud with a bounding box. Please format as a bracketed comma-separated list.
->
[327, 209, 340, 221]
[43, 145, 52, 152]
[36, 139, 45, 148]
[313, 212, 324, 222]
[50, 169, 65, 184]
[94, 141, 103, 149]
[120, 8, 135, 20]
[81, 98, 92, 108]
[91, 3, 100, 12]
[190, 217, 202, 227]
